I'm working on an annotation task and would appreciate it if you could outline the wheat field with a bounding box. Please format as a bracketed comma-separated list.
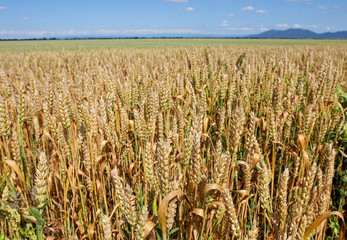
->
[0, 43, 346, 239]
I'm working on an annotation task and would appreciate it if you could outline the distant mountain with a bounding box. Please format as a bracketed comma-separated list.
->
[247, 28, 347, 39]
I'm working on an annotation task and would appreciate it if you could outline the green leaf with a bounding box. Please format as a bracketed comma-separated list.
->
[29, 207, 45, 226]
[235, 53, 246, 70]
[24, 215, 37, 223]
[0, 234, 11, 240]
[337, 87, 347, 108]
[134, 189, 141, 197]
[337, 87, 347, 100]
[329, 215, 340, 236]
[155, 227, 163, 240]
[40, 200, 50, 210]
[0, 205, 20, 223]
[121, 227, 130, 240]
[169, 227, 179, 236]
[20, 223, 36, 240]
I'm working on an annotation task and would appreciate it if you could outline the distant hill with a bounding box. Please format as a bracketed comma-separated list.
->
[247, 28, 347, 39]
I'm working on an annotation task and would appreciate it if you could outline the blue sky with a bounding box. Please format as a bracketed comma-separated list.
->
[0, 0, 346, 38]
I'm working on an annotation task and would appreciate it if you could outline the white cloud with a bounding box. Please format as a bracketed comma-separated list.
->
[242, 6, 254, 11]
[332, 9, 343, 13]
[229, 27, 253, 31]
[163, 0, 188, 2]
[0, 30, 48, 37]
[221, 20, 228, 27]
[259, 27, 270, 31]
[22, 17, 29, 21]
[78, 30, 90, 35]
[59, 30, 78, 35]
[256, 9, 267, 13]
[331, 5, 343, 13]
[293, 24, 303, 28]
[325, 26, 331, 31]
[0, 6, 8, 10]
[307, 24, 319, 29]
[185, 7, 195, 12]
[95, 28, 201, 35]
[317, 5, 328, 10]
[276, 24, 289, 28]
[228, 14, 234, 17]
[94, 29, 118, 34]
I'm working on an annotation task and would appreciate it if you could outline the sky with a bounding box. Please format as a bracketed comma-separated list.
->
[0, 0, 346, 39]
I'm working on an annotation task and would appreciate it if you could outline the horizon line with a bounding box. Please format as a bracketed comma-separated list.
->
[1, 28, 347, 41]
[1, 36, 347, 41]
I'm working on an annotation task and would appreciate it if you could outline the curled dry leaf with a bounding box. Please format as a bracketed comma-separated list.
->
[158, 190, 183, 237]
[303, 211, 345, 240]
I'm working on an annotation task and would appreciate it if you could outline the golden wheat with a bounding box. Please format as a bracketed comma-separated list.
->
[0, 45, 346, 239]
